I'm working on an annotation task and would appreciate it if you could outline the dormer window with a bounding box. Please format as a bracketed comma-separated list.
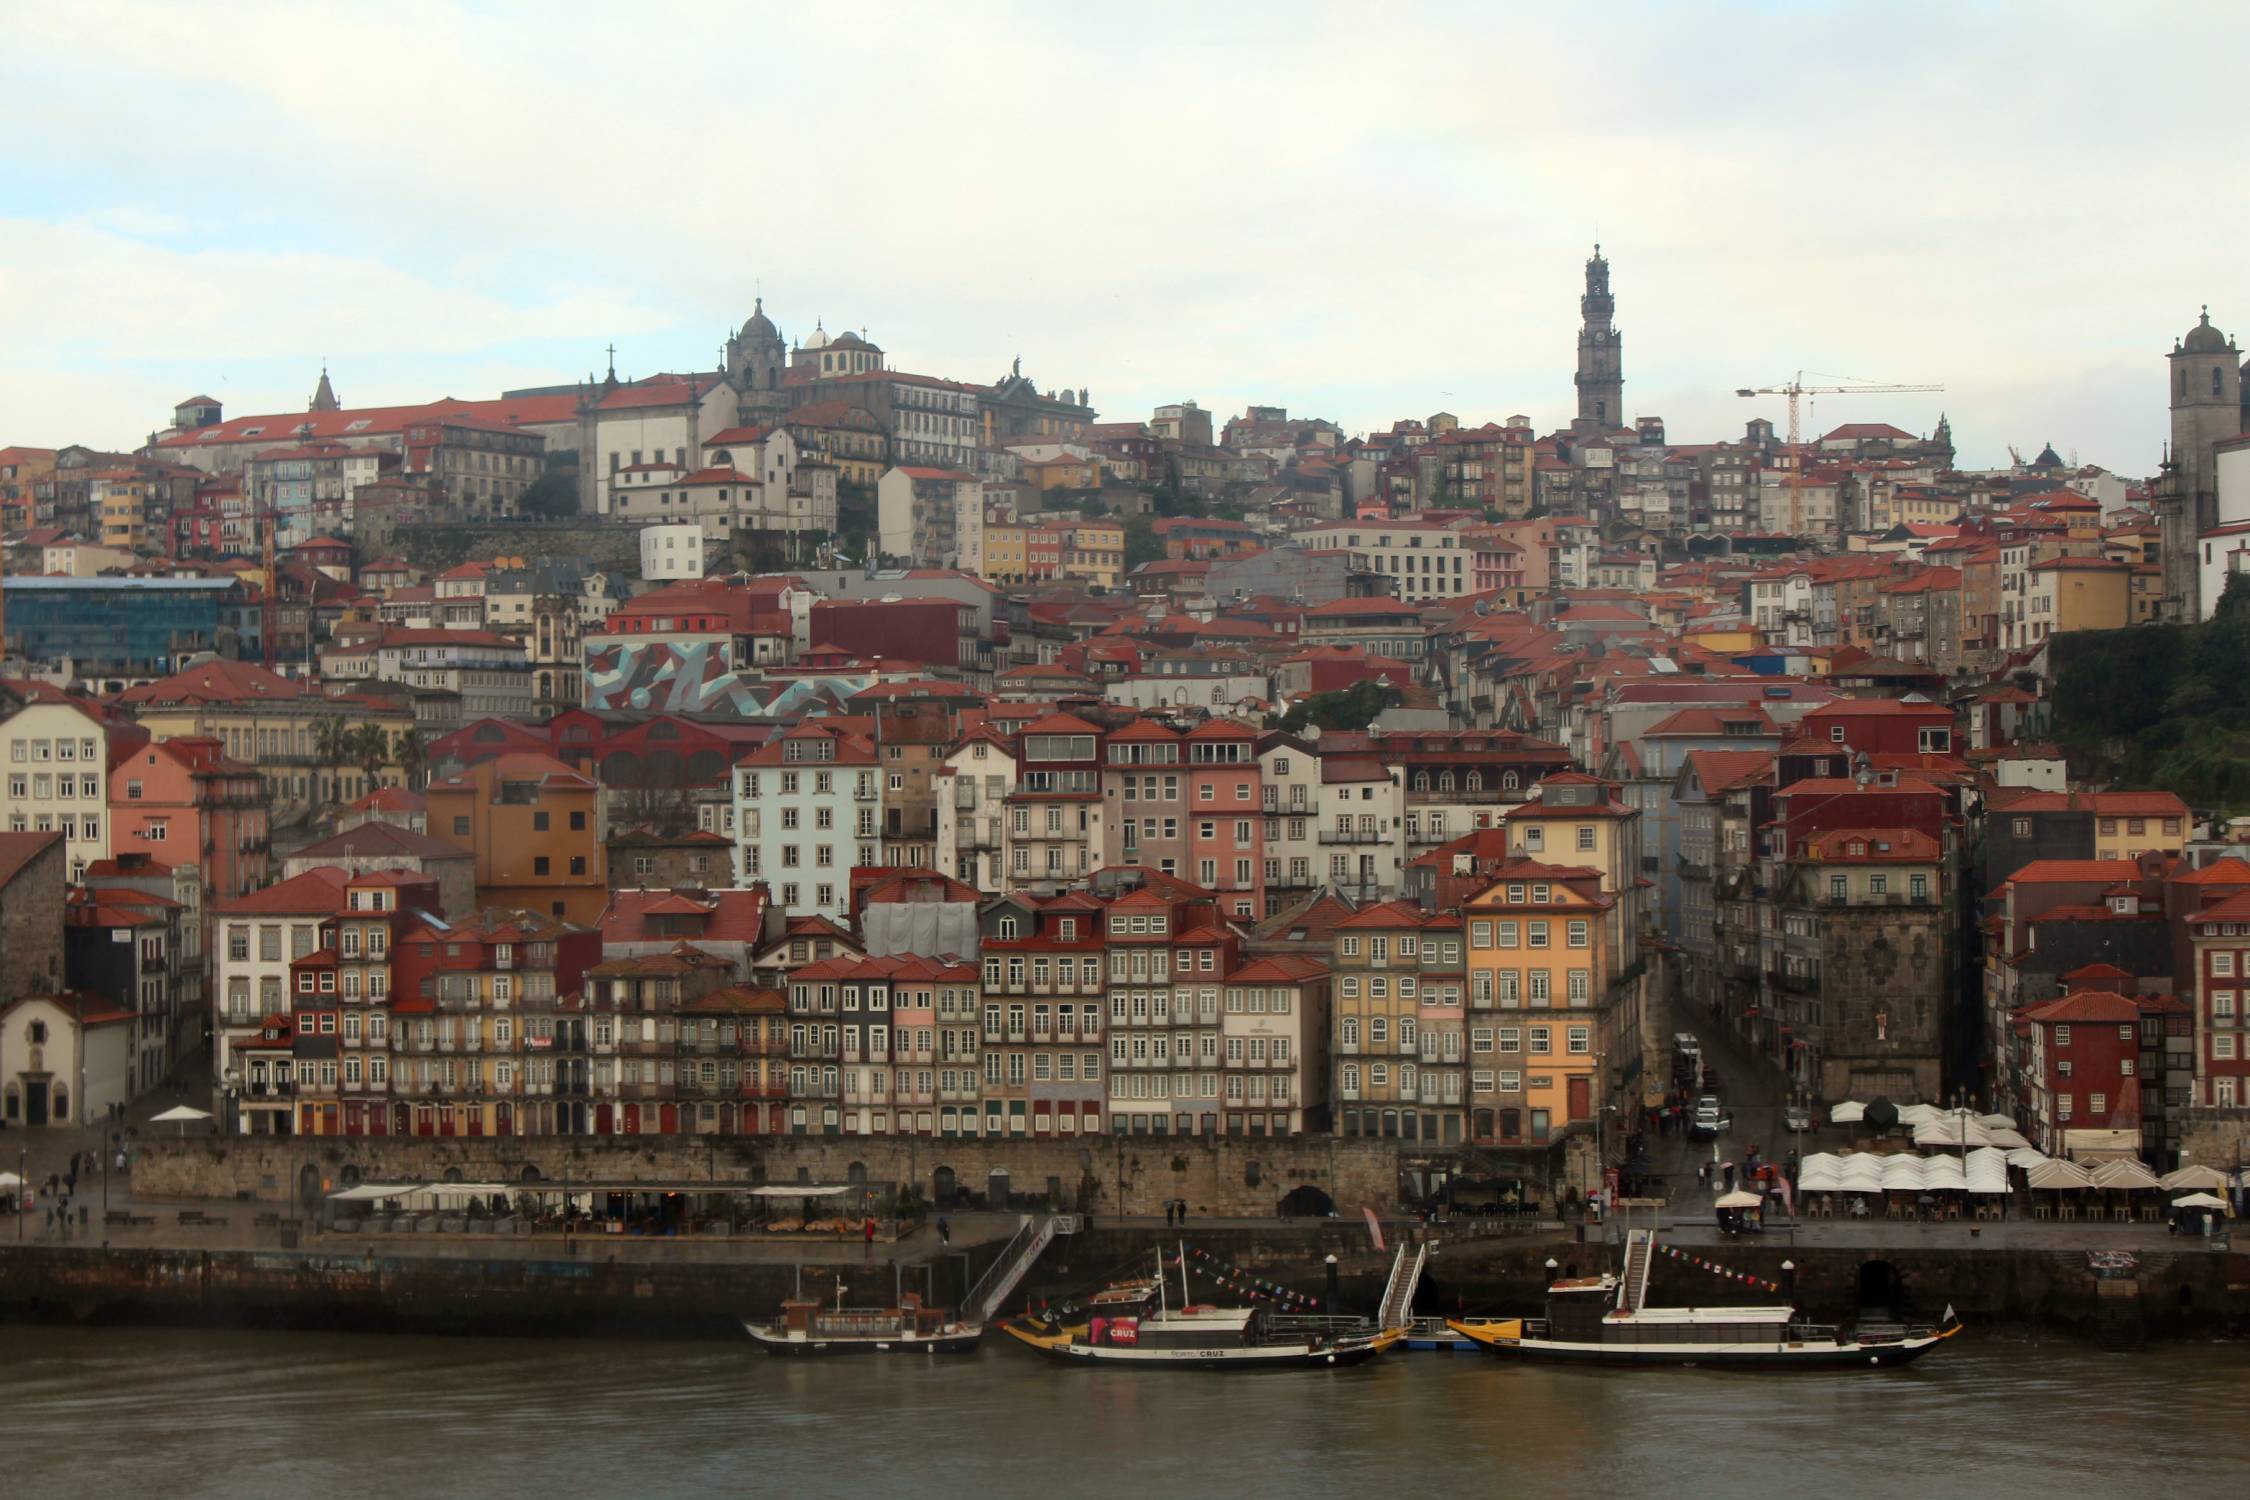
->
[997, 917, 1018, 940]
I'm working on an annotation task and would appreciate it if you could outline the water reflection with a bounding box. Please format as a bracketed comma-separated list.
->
[1, 1326, 2238, 1499]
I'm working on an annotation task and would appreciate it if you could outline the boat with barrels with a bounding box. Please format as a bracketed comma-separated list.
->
[1447, 1229, 1959, 1370]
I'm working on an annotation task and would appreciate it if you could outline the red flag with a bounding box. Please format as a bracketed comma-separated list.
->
[1363, 1206, 1385, 1251]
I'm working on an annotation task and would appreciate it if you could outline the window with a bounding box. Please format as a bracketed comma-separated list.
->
[2055, 1025, 2071, 1047]
[1566, 920, 1589, 949]
[1576, 826, 1596, 851]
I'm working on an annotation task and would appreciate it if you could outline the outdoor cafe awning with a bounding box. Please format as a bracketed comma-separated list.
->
[747, 1185, 858, 1199]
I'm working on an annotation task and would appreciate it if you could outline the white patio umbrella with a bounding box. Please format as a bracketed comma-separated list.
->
[2160, 1165, 2231, 1193]
[1715, 1189, 1764, 1209]
[150, 1104, 213, 1136]
[1828, 1101, 1866, 1124]
[2170, 1192, 2230, 1213]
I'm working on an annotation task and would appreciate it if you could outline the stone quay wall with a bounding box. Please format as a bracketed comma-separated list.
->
[132, 1133, 1403, 1219]
[2, 1231, 2242, 1342]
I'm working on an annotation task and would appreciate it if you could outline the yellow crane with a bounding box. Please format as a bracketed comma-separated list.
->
[1735, 372, 1944, 536]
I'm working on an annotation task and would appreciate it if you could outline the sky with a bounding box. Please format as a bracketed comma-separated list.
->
[3, 1, 2244, 471]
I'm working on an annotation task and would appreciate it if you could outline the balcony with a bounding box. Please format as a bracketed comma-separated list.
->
[1318, 826, 1389, 845]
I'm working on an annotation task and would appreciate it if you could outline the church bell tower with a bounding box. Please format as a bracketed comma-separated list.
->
[1573, 244, 1623, 433]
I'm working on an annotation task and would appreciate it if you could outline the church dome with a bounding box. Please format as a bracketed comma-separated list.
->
[2181, 307, 2231, 354]
[804, 319, 831, 350]
[740, 298, 777, 343]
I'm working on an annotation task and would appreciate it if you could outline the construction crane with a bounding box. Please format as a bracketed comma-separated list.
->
[1735, 372, 1944, 536]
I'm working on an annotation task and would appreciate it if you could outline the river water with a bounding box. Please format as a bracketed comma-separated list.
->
[3, 1325, 2240, 1498]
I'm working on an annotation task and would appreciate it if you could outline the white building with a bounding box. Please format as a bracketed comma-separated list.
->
[640, 523, 708, 581]
[587, 379, 741, 516]
[1258, 735, 1322, 907]
[732, 723, 883, 920]
[878, 466, 983, 568]
[934, 729, 1017, 892]
[0, 699, 115, 880]
[1292, 519, 1476, 602]
[0, 994, 133, 1129]
[211, 867, 348, 1133]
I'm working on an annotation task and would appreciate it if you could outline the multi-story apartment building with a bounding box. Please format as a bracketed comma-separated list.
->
[1, 696, 132, 882]
[1256, 732, 1323, 913]
[213, 867, 350, 1133]
[732, 722, 882, 920]
[2188, 890, 2250, 1107]
[1220, 955, 1327, 1136]
[979, 891, 1106, 1137]
[1104, 717, 1265, 918]
[1004, 713, 1107, 893]
[783, 953, 973, 1137]
[111, 734, 270, 901]
[934, 727, 1016, 892]
[384, 908, 602, 1137]
[579, 945, 739, 1136]
[426, 752, 608, 923]
[1393, 731, 1573, 868]
[1331, 901, 1458, 1142]
[1759, 828, 1950, 1103]
[1294, 518, 1477, 602]
[1503, 773, 1647, 1124]
[1462, 859, 1615, 1157]
[1105, 878, 1233, 1136]
[1414, 912, 1468, 1142]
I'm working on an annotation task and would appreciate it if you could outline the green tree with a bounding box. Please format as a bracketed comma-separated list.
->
[394, 727, 428, 789]
[513, 470, 576, 521]
[312, 714, 354, 804]
[1279, 678, 1396, 734]
[1124, 517, 1164, 572]
[348, 722, 393, 794]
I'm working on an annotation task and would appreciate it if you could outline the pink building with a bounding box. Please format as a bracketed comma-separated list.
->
[110, 736, 269, 900]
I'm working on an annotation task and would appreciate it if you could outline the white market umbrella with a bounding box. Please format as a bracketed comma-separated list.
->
[1829, 1102, 1866, 1124]
[2090, 1158, 2161, 1192]
[2161, 1165, 2231, 1193]
[1715, 1190, 1764, 1209]
[0, 1171, 20, 1190]
[2170, 1192, 2229, 1213]
[151, 1104, 213, 1136]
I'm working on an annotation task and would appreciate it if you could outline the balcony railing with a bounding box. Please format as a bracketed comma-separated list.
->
[1318, 827, 1388, 845]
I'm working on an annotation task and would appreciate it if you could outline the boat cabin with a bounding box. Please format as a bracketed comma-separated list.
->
[1084, 1281, 1272, 1350]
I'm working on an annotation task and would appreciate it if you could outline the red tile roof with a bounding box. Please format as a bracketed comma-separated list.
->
[0, 829, 61, 889]
[214, 866, 351, 915]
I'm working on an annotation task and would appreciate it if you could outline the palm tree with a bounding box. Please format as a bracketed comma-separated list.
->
[312, 714, 353, 804]
[395, 727, 428, 789]
[349, 722, 392, 794]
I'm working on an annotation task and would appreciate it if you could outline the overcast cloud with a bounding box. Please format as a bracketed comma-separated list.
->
[2, 0, 2242, 469]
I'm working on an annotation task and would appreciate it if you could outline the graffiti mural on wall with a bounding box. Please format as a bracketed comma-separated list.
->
[582, 639, 769, 714]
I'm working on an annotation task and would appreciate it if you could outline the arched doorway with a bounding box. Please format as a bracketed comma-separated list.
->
[297, 1163, 323, 1212]
[933, 1166, 957, 1208]
[1278, 1185, 1335, 1218]
[987, 1168, 1010, 1210]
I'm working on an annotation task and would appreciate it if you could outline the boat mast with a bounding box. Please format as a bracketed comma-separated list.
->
[1178, 1238, 1190, 1309]
[1156, 1250, 1167, 1318]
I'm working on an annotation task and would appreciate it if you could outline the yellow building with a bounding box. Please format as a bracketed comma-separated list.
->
[2025, 555, 2133, 641]
[981, 522, 1030, 584]
[1331, 901, 1446, 1141]
[1022, 453, 1100, 491]
[93, 471, 153, 553]
[1463, 861, 1614, 1149]
[2088, 791, 2190, 860]
[1057, 519, 1124, 589]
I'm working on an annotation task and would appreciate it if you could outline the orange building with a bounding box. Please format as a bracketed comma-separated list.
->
[424, 752, 607, 922]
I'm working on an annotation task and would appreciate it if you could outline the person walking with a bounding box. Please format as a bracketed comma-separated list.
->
[937, 1215, 951, 1247]
[862, 1216, 875, 1259]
